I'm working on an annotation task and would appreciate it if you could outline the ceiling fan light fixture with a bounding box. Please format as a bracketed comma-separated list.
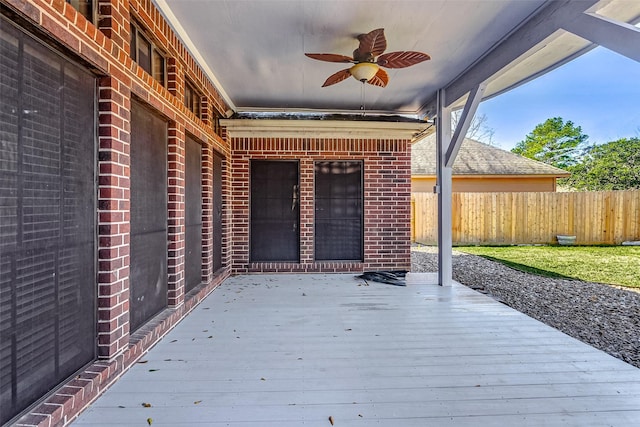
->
[349, 62, 379, 82]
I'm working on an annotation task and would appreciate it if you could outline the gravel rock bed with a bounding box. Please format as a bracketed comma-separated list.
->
[411, 246, 640, 368]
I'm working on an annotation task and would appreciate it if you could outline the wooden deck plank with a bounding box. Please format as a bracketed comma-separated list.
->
[73, 274, 640, 426]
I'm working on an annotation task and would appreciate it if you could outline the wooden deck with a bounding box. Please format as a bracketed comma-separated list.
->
[72, 273, 640, 426]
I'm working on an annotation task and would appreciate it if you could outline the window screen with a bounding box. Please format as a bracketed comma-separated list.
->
[212, 152, 223, 272]
[184, 136, 202, 293]
[314, 161, 363, 261]
[129, 101, 168, 331]
[0, 18, 96, 425]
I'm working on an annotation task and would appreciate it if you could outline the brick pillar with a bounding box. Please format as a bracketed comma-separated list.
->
[221, 155, 231, 270]
[97, 0, 131, 53]
[97, 76, 131, 359]
[201, 144, 214, 283]
[167, 121, 186, 306]
[167, 57, 183, 99]
[201, 96, 210, 126]
[299, 157, 314, 265]
[229, 146, 249, 272]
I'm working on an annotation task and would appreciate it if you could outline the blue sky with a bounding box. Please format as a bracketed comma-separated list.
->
[476, 46, 640, 151]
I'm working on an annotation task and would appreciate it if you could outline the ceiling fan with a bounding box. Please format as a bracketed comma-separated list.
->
[305, 28, 430, 88]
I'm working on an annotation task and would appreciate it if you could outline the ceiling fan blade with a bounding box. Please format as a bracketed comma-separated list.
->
[367, 68, 389, 87]
[354, 28, 386, 61]
[377, 51, 430, 68]
[305, 53, 354, 63]
[322, 69, 352, 87]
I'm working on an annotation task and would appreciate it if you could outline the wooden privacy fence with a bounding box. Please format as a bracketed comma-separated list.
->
[411, 190, 640, 245]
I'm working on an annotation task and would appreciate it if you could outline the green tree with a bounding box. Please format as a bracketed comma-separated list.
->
[512, 117, 588, 169]
[564, 137, 640, 190]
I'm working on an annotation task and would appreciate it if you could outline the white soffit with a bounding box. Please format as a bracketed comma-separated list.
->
[220, 119, 430, 140]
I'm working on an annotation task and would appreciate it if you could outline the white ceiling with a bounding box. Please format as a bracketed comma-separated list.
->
[155, 0, 640, 117]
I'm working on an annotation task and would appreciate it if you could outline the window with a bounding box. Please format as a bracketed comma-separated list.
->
[184, 79, 201, 118]
[130, 22, 166, 86]
[66, 0, 95, 22]
[129, 101, 168, 331]
[314, 161, 363, 261]
[184, 135, 203, 292]
[212, 109, 222, 135]
[1, 17, 96, 424]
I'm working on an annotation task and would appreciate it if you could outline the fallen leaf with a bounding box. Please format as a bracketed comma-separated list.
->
[137, 360, 148, 364]
[118, 405, 125, 408]
[170, 340, 177, 343]
[260, 377, 266, 381]
[194, 400, 202, 405]
[208, 336, 213, 339]
[328, 415, 334, 425]
[147, 418, 153, 425]
[142, 402, 152, 408]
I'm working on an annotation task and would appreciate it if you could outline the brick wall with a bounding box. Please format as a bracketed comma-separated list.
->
[3, 0, 231, 425]
[3, 1, 418, 425]
[229, 136, 413, 273]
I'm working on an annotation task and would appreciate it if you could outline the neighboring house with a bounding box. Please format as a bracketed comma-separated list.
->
[412, 134, 570, 192]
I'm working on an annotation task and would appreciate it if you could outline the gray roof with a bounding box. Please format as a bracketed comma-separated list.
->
[412, 134, 570, 177]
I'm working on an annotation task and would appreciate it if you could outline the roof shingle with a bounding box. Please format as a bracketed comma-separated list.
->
[412, 134, 570, 176]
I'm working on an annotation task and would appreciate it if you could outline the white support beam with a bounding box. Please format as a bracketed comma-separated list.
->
[421, 0, 600, 117]
[445, 82, 487, 168]
[436, 89, 453, 287]
[562, 12, 640, 63]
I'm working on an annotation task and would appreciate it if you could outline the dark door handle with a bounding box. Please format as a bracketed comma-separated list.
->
[291, 184, 299, 211]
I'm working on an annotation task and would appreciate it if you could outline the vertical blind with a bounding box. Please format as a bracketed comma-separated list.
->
[0, 18, 96, 424]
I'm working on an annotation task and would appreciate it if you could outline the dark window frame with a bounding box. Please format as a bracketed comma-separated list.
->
[65, 0, 96, 23]
[130, 21, 166, 87]
[184, 78, 202, 118]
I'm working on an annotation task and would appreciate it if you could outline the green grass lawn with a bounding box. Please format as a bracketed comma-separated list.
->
[455, 245, 640, 289]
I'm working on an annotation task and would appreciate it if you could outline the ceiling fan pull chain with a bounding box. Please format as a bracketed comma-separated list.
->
[360, 81, 366, 116]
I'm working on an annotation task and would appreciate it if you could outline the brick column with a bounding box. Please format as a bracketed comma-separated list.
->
[229, 144, 250, 273]
[299, 157, 314, 265]
[200, 96, 211, 126]
[97, 0, 131, 53]
[97, 76, 131, 359]
[167, 57, 183, 99]
[167, 121, 186, 306]
[201, 144, 214, 283]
